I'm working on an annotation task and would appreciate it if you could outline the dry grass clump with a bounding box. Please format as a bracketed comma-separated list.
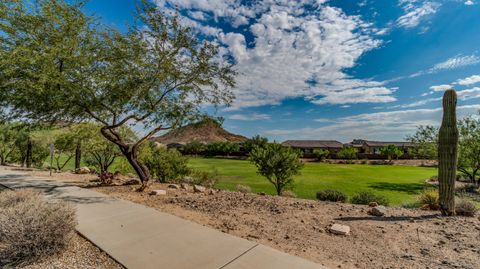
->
[455, 199, 478, 217]
[417, 189, 439, 210]
[0, 189, 77, 267]
[236, 184, 251, 193]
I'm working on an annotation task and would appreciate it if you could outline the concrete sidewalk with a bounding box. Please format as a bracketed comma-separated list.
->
[0, 167, 326, 269]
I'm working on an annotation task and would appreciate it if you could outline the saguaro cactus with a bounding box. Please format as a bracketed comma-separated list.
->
[438, 89, 458, 216]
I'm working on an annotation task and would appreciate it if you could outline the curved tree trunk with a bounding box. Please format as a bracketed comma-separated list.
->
[124, 150, 150, 191]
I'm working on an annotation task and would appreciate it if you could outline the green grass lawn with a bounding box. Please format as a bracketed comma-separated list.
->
[189, 157, 437, 206]
[47, 154, 437, 206]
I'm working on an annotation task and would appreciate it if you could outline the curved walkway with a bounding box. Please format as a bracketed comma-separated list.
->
[0, 167, 326, 269]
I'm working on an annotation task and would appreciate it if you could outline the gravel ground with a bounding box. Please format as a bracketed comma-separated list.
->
[16, 170, 480, 269]
[95, 183, 480, 269]
[19, 233, 124, 269]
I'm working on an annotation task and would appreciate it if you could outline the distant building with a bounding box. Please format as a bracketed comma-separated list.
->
[346, 139, 414, 155]
[281, 140, 343, 157]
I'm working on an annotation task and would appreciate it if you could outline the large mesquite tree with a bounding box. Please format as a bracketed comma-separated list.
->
[0, 0, 235, 188]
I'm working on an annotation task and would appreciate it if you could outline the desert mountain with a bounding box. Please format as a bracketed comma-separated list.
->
[151, 119, 247, 145]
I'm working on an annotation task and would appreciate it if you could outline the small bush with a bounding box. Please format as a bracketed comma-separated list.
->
[416, 189, 439, 210]
[0, 189, 76, 267]
[186, 169, 218, 187]
[457, 183, 478, 193]
[236, 184, 251, 193]
[455, 200, 478, 217]
[281, 190, 297, 198]
[351, 191, 389, 206]
[316, 189, 348, 202]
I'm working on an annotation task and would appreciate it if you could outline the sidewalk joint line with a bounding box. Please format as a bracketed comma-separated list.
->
[218, 243, 259, 269]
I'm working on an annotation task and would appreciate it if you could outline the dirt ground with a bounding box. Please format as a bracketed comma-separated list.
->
[24, 171, 480, 269]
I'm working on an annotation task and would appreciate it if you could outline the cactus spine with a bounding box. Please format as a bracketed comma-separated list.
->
[438, 89, 458, 216]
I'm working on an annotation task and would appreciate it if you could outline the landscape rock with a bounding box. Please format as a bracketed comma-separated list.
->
[193, 185, 206, 193]
[180, 183, 192, 191]
[368, 202, 378, 207]
[149, 189, 167, 196]
[167, 184, 180, 189]
[76, 167, 90, 174]
[368, 206, 386, 216]
[330, 224, 350, 235]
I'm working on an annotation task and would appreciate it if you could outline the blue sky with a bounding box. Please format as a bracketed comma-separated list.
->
[84, 0, 480, 142]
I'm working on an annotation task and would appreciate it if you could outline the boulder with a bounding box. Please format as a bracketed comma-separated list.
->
[368, 202, 378, 207]
[180, 183, 191, 190]
[167, 184, 180, 189]
[368, 205, 387, 217]
[149, 189, 167, 196]
[193, 185, 206, 193]
[76, 167, 90, 174]
[329, 224, 350, 235]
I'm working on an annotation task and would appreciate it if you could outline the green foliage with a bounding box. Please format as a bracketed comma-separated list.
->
[140, 144, 190, 183]
[416, 189, 439, 210]
[351, 191, 389, 206]
[187, 169, 218, 187]
[249, 143, 303, 195]
[457, 115, 480, 185]
[243, 135, 268, 153]
[316, 189, 348, 202]
[380, 145, 404, 162]
[406, 125, 439, 159]
[0, 0, 235, 184]
[0, 122, 20, 165]
[182, 141, 207, 155]
[313, 149, 329, 161]
[337, 147, 358, 161]
[206, 141, 240, 156]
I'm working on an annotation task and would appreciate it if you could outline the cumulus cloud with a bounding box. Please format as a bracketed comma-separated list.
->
[229, 113, 271, 121]
[155, 0, 395, 109]
[397, 1, 440, 28]
[263, 104, 480, 142]
[456, 75, 480, 86]
[465, 0, 474, 5]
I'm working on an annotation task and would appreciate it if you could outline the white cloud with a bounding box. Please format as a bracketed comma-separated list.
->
[397, 1, 440, 28]
[431, 55, 480, 71]
[456, 75, 480, 86]
[263, 104, 480, 142]
[156, 1, 395, 108]
[457, 87, 480, 100]
[390, 97, 442, 108]
[465, 0, 474, 5]
[229, 113, 270, 121]
[430, 84, 452, 92]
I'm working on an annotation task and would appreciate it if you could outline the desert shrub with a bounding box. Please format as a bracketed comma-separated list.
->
[236, 184, 251, 193]
[186, 169, 218, 187]
[457, 183, 478, 193]
[316, 189, 347, 202]
[416, 189, 439, 210]
[351, 191, 389, 206]
[0, 189, 76, 267]
[455, 200, 478, 217]
[401, 201, 419, 209]
[281, 190, 297, 198]
[312, 149, 329, 161]
[141, 144, 190, 183]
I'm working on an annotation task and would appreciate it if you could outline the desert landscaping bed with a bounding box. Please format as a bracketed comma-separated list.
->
[22, 170, 480, 269]
[94, 183, 480, 269]
[20, 233, 124, 269]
